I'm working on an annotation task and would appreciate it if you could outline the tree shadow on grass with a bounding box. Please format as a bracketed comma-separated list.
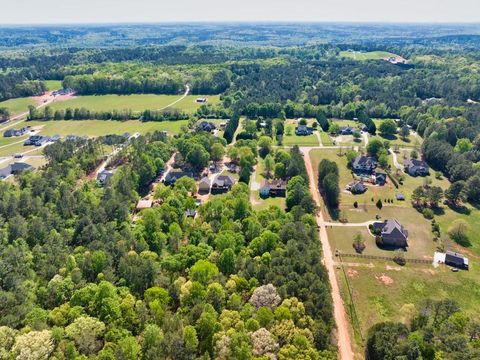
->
[446, 202, 471, 215]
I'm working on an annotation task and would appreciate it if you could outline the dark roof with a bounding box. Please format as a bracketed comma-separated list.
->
[407, 159, 428, 168]
[165, 171, 194, 182]
[445, 251, 469, 268]
[11, 162, 34, 173]
[97, 169, 115, 184]
[212, 175, 235, 188]
[382, 219, 408, 239]
[349, 181, 367, 193]
[352, 155, 376, 170]
[197, 121, 216, 132]
[262, 179, 287, 190]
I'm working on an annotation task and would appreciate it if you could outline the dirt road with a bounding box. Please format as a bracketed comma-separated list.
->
[302, 147, 354, 360]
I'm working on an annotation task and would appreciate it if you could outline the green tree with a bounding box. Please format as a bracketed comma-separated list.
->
[455, 138, 473, 154]
[379, 120, 397, 137]
[186, 144, 209, 172]
[190, 260, 219, 285]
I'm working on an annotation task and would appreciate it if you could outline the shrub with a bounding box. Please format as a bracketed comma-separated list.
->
[422, 208, 434, 220]
[393, 250, 406, 266]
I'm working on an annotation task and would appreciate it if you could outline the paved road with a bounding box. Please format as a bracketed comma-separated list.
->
[302, 147, 354, 360]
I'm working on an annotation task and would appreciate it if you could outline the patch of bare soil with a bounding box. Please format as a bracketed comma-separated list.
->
[422, 269, 435, 275]
[347, 268, 358, 278]
[386, 265, 402, 271]
[375, 273, 394, 286]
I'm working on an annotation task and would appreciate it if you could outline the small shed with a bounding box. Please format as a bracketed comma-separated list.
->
[445, 251, 469, 270]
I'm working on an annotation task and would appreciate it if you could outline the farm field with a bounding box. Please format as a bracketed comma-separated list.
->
[0, 97, 37, 115]
[48, 94, 220, 113]
[339, 50, 398, 61]
[26, 119, 189, 137]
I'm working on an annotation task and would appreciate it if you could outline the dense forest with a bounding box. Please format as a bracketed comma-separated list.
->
[0, 130, 335, 359]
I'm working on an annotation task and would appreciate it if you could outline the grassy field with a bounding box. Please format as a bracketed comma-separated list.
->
[49, 94, 220, 113]
[337, 261, 480, 350]
[283, 133, 319, 146]
[26, 120, 188, 137]
[340, 51, 398, 61]
[44, 80, 63, 91]
[0, 97, 36, 115]
[319, 131, 334, 146]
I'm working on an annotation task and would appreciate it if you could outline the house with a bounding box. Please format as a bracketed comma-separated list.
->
[4, 127, 30, 137]
[198, 177, 211, 194]
[405, 159, 429, 177]
[185, 208, 197, 218]
[339, 126, 354, 135]
[196, 97, 208, 103]
[260, 179, 287, 198]
[196, 121, 216, 133]
[24, 135, 49, 146]
[374, 170, 387, 186]
[163, 171, 194, 186]
[136, 199, 153, 210]
[97, 169, 115, 185]
[445, 251, 469, 270]
[11, 162, 34, 174]
[374, 219, 408, 248]
[295, 125, 312, 136]
[211, 175, 235, 194]
[352, 156, 377, 174]
[347, 181, 367, 194]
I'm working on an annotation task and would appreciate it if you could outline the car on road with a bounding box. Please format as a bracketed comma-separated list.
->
[14, 153, 23, 158]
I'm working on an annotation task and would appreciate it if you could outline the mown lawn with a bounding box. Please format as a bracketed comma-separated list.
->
[283, 133, 319, 146]
[26, 120, 188, 137]
[0, 97, 37, 115]
[49, 94, 220, 113]
[339, 50, 398, 61]
[44, 80, 63, 91]
[327, 205, 437, 259]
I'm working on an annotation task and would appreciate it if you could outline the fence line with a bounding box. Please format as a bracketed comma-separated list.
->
[339, 252, 431, 264]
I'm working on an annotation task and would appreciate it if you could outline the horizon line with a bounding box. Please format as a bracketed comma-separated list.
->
[1, 20, 480, 27]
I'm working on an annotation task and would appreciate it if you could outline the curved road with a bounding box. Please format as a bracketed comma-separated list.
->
[302, 147, 354, 360]
[156, 85, 190, 111]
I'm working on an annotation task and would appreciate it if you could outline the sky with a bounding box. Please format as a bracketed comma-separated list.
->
[0, 0, 479, 24]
